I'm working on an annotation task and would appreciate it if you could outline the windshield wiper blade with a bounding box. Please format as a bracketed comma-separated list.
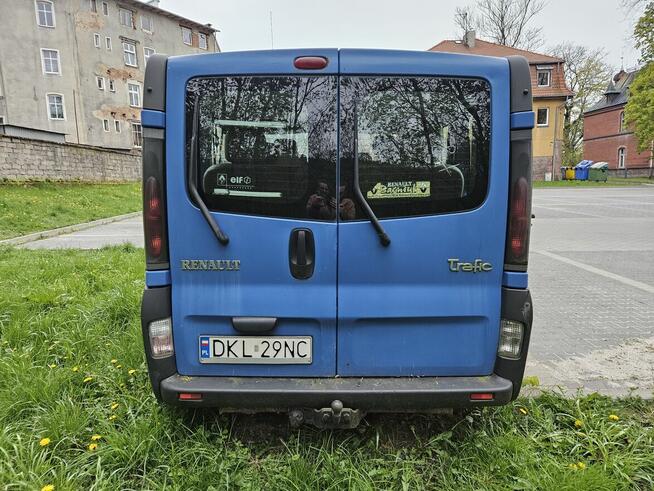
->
[189, 95, 229, 246]
[352, 106, 391, 247]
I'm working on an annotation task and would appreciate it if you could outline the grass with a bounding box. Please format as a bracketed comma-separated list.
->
[0, 181, 141, 240]
[0, 246, 653, 490]
[533, 177, 653, 188]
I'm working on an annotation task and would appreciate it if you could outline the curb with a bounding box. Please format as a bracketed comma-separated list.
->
[0, 211, 142, 246]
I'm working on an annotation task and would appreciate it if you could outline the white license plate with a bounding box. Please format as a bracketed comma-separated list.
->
[199, 336, 312, 364]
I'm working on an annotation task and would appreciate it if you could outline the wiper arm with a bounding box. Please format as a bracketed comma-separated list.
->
[189, 95, 229, 245]
[352, 106, 390, 247]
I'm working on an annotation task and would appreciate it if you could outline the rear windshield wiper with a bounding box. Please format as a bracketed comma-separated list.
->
[189, 95, 229, 246]
[352, 106, 391, 247]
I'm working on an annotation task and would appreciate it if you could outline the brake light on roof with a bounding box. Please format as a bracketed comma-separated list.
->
[144, 176, 163, 258]
[294, 56, 328, 70]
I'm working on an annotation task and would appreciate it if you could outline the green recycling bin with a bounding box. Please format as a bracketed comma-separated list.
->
[589, 162, 608, 182]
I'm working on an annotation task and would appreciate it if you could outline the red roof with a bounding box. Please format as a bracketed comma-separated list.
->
[429, 39, 564, 64]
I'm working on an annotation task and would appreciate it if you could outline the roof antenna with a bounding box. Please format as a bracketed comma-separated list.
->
[269, 10, 274, 49]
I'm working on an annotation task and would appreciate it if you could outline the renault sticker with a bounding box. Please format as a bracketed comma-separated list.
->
[367, 181, 430, 199]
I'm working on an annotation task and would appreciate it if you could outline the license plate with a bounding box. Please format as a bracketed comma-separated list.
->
[199, 336, 312, 364]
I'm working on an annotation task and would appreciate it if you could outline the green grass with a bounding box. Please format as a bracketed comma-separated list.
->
[0, 181, 141, 240]
[0, 247, 653, 490]
[534, 177, 653, 188]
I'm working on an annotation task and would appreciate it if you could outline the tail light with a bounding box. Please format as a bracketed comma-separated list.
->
[144, 176, 163, 258]
[506, 176, 530, 264]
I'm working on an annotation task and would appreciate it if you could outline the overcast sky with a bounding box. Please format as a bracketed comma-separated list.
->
[160, 0, 644, 71]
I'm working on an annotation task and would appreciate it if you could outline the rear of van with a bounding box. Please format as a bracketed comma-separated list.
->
[140, 49, 534, 427]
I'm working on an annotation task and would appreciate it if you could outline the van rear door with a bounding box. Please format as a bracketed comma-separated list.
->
[166, 50, 339, 377]
[336, 49, 510, 376]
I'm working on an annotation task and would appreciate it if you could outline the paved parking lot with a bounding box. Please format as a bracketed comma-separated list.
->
[21, 185, 654, 396]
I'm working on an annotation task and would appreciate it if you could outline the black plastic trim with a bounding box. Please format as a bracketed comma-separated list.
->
[507, 56, 532, 113]
[160, 374, 513, 411]
[141, 286, 177, 401]
[143, 54, 168, 111]
[494, 287, 533, 400]
[232, 317, 278, 334]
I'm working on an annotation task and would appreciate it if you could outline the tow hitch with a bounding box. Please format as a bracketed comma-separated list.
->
[289, 400, 363, 429]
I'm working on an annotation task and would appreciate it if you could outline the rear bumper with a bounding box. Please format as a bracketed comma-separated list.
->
[160, 373, 513, 411]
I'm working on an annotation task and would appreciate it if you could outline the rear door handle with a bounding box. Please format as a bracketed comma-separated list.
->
[289, 228, 315, 279]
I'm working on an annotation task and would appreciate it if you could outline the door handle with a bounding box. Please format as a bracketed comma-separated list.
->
[232, 317, 277, 334]
[289, 228, 315, 279]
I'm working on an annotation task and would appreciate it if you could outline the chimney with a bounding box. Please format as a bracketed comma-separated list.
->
[463, 30, 476, 48]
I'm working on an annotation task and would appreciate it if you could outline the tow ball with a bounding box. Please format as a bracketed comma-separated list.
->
[289, 400, 363, 429]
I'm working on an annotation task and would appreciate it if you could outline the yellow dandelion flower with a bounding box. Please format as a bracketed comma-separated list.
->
[577, 462, 586, 470]
[609, 414, 619, 421]
[115, 364, 122, 369]
[128, 369, 136, 375]
[574, 419, 583, 428]
[83, 376, 93, 383]
[39, 437, 51, 447]
[518, 407, 528, 415]
[568, 463, 578, 470]
[110, 359, 118, 364]
[41, 485, 55, 491]
[48, 364, 57, 369]
[72, 366, 79, 372]
[88, 443, 98, 451]
[110, 402, 119, 410]
[108, 414, 117, 421]
[91, 434, 102, 441]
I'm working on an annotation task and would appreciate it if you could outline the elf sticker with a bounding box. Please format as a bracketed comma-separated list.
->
[367, 181, 430, 199]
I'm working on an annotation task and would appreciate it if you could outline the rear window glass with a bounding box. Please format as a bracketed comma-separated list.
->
[186, 76, 338, 220]
[339, 76, 491, 219]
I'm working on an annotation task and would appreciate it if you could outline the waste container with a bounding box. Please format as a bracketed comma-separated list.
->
[561, 166, 571, 180]
[589, 161, 608, 182]
[574, 160, 593, 180]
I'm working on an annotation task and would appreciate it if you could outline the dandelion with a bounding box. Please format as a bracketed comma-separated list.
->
[518, 407, 528, 415]
[83, 376, 93, 383]
[41, 485, 55, 491]
[577, 462, 586, 470]
[71, 366, 79, 372]
[91, 434, 102, 441]
[48, 364, 57, 369]
[115, 364, 122, 369]
[39, 437, 51, 447]
[609, 414, 619, 421]
[574, 419, 583, 428]
[88, 443, 98, 451]
[108, 414, 117, 421]
[110, 359, 118, 364]
[128, 369, 136, 375]
[110, 402, 119, 410]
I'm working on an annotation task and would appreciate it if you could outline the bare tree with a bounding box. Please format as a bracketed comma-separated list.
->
[548, 43, 613, 164]
[454, 0, 546, 50]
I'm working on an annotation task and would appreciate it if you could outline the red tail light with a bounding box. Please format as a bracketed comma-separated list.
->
[507, 177, 530, 263]
[470, 393, 494, 401]
[178, 392, 202, 401]
[144, 176, 163, 258]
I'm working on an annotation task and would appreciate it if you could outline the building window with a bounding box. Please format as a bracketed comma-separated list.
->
[617, 147, 626, 169]
[96, 76, 105, 90]
[41, 49, 61, 75]
[127, 82, 141, 107]
[119, 8, 134, 28]
[115, 120, 121, 132]
[141, 15, 153, 33]
[47, 93, 65, 120]
[103, 119, 110, 132]
[143, 47, 155, 65]
[181, 26, 192, 45]
[199, 32, 208, 50]
[0, 116, 5, 125]
[131, 122, 143, 147]
[122, 42, 137, 67]
[108, 79, 115, 92]
[102, 1, 108, 15]
[619, 111, 626, 132]
[537, 70, 551, 87]
[105, 36, 112, 50]
[90, 0, 97, 12]
[536, 107, 549, 126]
[35, 0, 55, 27]
[94, 33, 101, 48]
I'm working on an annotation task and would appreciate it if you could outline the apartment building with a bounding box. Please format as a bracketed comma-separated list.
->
[0, 0, 218, 150]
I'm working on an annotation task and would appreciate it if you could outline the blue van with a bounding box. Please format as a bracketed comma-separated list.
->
[140, 49, 534, 428]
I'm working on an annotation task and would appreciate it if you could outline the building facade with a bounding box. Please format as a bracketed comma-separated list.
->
[0, 0, 218, 150]
[429, 32, 573, 180]
[583, 69, 652, 177]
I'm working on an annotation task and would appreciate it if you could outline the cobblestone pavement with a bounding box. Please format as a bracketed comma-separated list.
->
[21, 186, 654, 397]
[526, 186, 654, 397]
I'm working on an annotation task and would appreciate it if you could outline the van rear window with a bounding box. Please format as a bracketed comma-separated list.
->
[186, 76, 338, 220]
[340, 77, 491, 219]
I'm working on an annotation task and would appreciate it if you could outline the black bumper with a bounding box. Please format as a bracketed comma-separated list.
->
[142, 286, 533, 411]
